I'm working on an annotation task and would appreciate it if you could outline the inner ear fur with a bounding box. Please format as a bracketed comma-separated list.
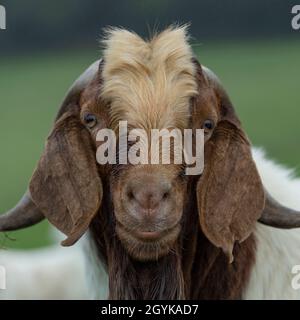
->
[29, 109, 103, 246]
[196, 65, 265, 263]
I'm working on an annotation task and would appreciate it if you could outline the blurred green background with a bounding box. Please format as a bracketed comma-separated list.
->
[0, 0, 299, 249]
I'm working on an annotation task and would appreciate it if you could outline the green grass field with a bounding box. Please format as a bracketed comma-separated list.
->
[0, 39, 300, 249]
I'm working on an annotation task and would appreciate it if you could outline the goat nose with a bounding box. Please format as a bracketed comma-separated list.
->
[127, 184, 171, 212]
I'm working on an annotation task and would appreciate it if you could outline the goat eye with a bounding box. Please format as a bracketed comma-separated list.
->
[84, 114, 97, 129]
[202, 120, 214, 131]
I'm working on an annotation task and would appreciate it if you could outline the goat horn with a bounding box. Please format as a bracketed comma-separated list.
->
[0, 191, 44, 232]
[259, 191, 300, 228]
[55, 59, 102, 120]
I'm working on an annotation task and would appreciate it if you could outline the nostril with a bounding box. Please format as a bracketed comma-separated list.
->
[127, 191, 134, 200]
[162, 192, 170, 200]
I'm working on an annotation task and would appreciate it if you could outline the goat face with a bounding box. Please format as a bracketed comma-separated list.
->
[75, 45, 263, 264]
[25, 27, 265, 262]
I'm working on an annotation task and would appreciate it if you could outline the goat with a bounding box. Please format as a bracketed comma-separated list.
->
[1, 26, 300, 300]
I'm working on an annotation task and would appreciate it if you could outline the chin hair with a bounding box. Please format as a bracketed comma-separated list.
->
[107, 228, 185, 299]
[116, 224, 181, 261]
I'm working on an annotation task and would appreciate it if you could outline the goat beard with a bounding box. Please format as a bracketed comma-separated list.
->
[107, 234, 185, 300]
[90, 182, 186, 300]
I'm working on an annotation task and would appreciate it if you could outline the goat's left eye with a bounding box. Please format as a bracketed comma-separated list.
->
[84, 114, 97, 129]
[202, 119, 214, 131]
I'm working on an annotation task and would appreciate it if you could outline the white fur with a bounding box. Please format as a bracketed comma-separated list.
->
[0, 229, 108, 300]
[243, 149, 300, 299]
[0, 243, 88, 299]
[80, 231, 108, 299]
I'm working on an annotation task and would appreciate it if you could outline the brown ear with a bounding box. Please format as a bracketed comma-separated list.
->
[29, 109, 102, 246]
[196, 67, 265, 263]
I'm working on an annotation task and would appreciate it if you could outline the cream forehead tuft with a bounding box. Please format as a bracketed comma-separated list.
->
[100, 26, 198, 130]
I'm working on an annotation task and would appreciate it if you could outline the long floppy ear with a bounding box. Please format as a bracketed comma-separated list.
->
[29, 60, 104, 246]
[29, 109, 102, 246]
[0, 60, 103, 246]
[196, 65, 265, 263]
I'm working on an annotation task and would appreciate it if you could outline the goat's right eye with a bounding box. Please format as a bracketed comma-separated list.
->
[84, 114, 97, 129]
[202, 119, 215, 131]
